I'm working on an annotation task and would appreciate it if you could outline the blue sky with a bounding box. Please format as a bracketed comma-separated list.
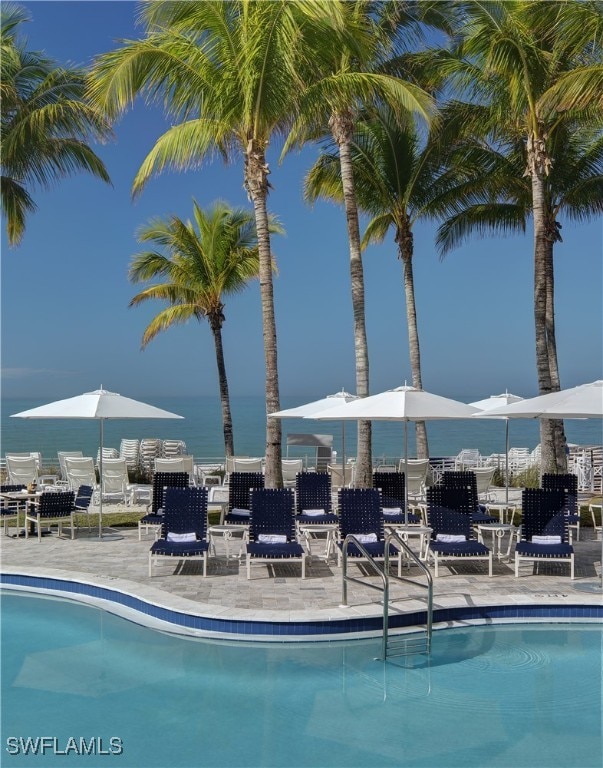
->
[2, 1, 602, 404]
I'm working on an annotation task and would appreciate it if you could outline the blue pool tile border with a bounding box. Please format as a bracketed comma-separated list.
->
[2, 572, 602, 638]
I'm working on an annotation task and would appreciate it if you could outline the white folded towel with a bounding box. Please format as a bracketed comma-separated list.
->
[167, 531, 197, 543]
[353, 533, 378, 544]
[303, 509, 326, 516]
[230, 508, 251, 517]
[531, 535, 562, 545]
[382, 507, 402, 516]
[258, 534, 287, 544]
[436, 534, 466, 543]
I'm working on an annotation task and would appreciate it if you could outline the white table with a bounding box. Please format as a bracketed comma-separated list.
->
[485, 503, 520, 525]
[208, 524, 248, 559]
[384, 524, 432, 561]
[476, 523, 518, 561]
[296, 521, 338, 563]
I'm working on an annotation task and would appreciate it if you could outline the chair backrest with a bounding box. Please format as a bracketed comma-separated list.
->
[521, 488, 569, 542]
[440, 471, 479, 511]
[64, 457, 97, 491]
[101, 457, 130, 495]
[36, 491, 75, 519]
[232, 457, 263, 473]
[96, 447, 119, 466]
[74, 485, 94, 510]
[542, 473, 578, 514]
[228, 472, 265, 512]
[154, 456, 194, 482]
[160, 486, 208, 540]
[399, 459, 429, 494]
[1, 484, 26, 492]
[58, 451, 84, 481]
[281, 458, 304, 482]
[327, 464, 353, 489]
[249, 488, 295, 542]
[428, 505, 474, 540]
[427, 482, 477, 517]
[338, 488, 383, 540]
[473, 467, 496, 495]
[373, 471, 405, 510]
[6, 455, 39, 486]
[151, 471, 190, 514]
[295, 472, 332, 514]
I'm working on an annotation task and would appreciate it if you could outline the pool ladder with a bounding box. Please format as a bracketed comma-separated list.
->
[340, 531, 433, 661]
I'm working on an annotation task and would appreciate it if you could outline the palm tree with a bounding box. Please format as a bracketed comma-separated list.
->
[305, 106, 448, 460]
[1, 3, 111, 246]
[87, 0, 333, 487]
[438, 0, 603, 472]
[284, 0, 435, 486]
[129, 200, 281, 458]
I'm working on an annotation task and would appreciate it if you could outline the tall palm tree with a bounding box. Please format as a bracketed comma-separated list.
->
[88, 1, 327, 487]
[439, 0, 603, 472]
[305, 106, 449, 460]
[129, 200, 281, 458]
[284, 0, 435, 486]
[1, 3, 111, 246]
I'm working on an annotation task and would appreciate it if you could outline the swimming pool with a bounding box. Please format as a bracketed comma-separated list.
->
[1, 592, 601, 768]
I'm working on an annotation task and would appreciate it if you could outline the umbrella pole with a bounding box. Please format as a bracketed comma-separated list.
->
[341, 422, 346, 487]
[505, 419, 509, 509]
[98, 419, 104, 538]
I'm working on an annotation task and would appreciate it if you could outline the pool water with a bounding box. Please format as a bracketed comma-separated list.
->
[1, 593, 601, 768]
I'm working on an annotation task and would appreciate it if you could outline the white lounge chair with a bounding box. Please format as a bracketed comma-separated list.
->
[5, 455, 39, 487]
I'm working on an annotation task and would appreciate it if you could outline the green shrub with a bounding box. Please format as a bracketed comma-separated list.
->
[512, 466, 540, 488]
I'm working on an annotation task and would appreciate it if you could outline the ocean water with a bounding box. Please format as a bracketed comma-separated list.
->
[2, 395, 601, 467]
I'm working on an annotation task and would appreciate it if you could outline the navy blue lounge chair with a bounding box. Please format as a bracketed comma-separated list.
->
[73, 484, 94, 532]
[225, 471, 264, 524]
[138, 471, 189, 540]
[149, 486, 209, 577]
[515, 488, 574, 579]
[439, 472, 497, 524]
[25, 490, 75, 542]
[373, 471, 421, 524]
[295, 472, 338, 562]
[0, 484, 25, 536]
[246, 488, 306, 579]
[337, 488, 402, 575]
[542, 473, 580, 541]
[427, 505, 493, 577]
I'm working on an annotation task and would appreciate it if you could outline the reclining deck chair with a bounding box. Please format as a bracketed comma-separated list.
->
[64, 457, 97, 495]
[149, 487, 209, 577]
[6, 455, 39, 488]
[295, 471, 338, 562]
[138, 471, 189, 539]
[440, 471, 497, 524]
[337, 488, 402, 576]
[1, 484, 25, 536]
[25, 490, 75, 542]
[224, 471, 265, 524]
[100, 457, 132, 505]
[246, 488, 306, 579]
[373, 471, 421, 524]
[542, 473, 579, 542]
[515, 488, 574, 579]
[427, 504, 493, 577]
[281, 458, 304, 488]
[398, 459, 429, 506]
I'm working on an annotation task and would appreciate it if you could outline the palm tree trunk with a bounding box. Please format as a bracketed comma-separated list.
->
[543, 230, 568, 472]
[528, 136, 556, 474]
[397, 223, 429, 460]
[209, 314, 234, 458]
[330, 108, 372, 487]
[245, 140, 283, 488]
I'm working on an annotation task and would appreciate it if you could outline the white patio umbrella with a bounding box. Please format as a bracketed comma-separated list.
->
[477, 379, 603, 593]
[313, 385, 479, 523]
[11, 388, 183, 539]
[270, 389, 359, 474]
[470, 391, 525, 507]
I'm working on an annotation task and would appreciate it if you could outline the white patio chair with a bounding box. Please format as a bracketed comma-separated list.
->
[281, 458, 303, 488]
[455, 448, 482, 470]
[100, 457, 132, 504]
[58, 451, 84, 482]
[64, 456, 98, 494]
[398, 458, 429, 504]
[232, 457, 263, 473]
[154, 456, 195, 485]
[5, 455, 39, 487]
[473, 466, 496, 503]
